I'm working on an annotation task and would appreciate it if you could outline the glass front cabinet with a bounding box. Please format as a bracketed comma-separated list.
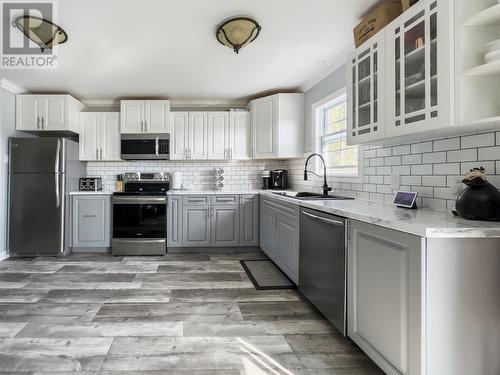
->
[385, 0, 453, 138]
[347, 31, 386, 145]
[348, 0, 454, 145]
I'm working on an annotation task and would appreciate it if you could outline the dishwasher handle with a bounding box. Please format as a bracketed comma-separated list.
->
[302, 210, 344, 227]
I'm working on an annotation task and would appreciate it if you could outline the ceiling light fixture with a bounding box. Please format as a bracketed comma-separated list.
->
[12, 15, 68, 52]
[216, 17, 261, 54]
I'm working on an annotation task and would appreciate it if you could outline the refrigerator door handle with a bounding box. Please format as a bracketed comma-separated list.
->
[55, 139, 61, 208]
[55, 139, 61, 174]
[55, 173, 61, 208]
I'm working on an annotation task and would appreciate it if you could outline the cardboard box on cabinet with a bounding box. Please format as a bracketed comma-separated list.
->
[353, 0, 402, 48]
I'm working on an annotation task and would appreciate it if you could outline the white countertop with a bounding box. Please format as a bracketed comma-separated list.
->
[70, 189, 500, 238]
[167, 190, 259, 195]
[258, 191, 500, 239]
[69, 191, 113, 195]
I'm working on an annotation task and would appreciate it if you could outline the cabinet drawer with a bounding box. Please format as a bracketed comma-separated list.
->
[212, 195, 239, 205]
[183, 195, 210, 205]
[261, 197, 299, 220]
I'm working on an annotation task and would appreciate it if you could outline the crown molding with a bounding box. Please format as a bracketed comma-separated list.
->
[82, 99, 249, 109]
[0, 78, 28, 94]
[300, 43, 354, 92]
[82, 99, 119, 107]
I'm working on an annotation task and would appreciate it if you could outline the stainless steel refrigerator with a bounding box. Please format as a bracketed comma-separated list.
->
[8, 137, 85, 257]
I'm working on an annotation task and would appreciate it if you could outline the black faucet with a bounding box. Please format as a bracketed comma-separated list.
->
[304, 153, 332, 196]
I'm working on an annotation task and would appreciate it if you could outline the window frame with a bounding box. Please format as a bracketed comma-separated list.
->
[310, 87, 363, 183]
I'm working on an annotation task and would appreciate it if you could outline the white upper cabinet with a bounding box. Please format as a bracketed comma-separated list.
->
[347, 30, 386, 145]
[16, 94, 84, 133]
[170, 111, 250, 161]
[79, 113, 100, 161]
[188, 112, 208, 160]
[385, 0, 453, 138]
[207, 112, 229, 160]
[170, 112, 189, 160]
[249, 93, 304, 159]
[251, 96, 276, 158]
[120, 100, 170, 134]
[229, 111, 251, 160]
[79, 112, 120, 161]
[145, 100, 170, 133]
[100, 113, 121, 161]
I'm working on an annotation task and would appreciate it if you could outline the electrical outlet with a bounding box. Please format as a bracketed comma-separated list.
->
[391, 174, 400, 190]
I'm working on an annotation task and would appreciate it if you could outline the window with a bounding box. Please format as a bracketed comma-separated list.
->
[312, 88, 361, 179]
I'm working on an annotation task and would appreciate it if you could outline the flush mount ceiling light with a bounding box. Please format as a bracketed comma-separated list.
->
[216, 17, 261, 54]
[12, 15, 68, 52]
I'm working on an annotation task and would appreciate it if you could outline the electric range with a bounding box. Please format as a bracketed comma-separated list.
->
[112, 172, 169, 256]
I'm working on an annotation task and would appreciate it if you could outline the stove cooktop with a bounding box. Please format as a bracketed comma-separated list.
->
[113, 191, 168, 196]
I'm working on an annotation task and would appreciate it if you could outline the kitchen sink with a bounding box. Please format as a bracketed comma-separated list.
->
[272, 192, 354, 201]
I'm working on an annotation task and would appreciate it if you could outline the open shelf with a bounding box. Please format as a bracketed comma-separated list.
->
[464, 3, 500, 26]
[463, 116, 500, 127]
[463, 58, 500, 76]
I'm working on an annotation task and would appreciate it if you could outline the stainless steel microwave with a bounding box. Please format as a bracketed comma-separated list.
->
[120, 134, 170, 160]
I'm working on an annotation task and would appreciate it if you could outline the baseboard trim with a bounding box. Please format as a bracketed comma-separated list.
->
[0, 253, 9, 261]
[71, 247, 111, 254]
[167, 246, 261, 253]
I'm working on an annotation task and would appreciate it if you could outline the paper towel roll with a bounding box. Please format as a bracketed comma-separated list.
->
[171, 172, 183, 190]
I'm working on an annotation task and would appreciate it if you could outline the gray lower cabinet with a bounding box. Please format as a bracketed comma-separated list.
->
[182, 205, 211, 247]
[239, 195, 259, 246]
[259, 197, 299, 283]
[71, 195, 111, 251]
[347, 220, 422, 375]
[167, 196, 183, 247]
[168, 194, 258, 248]
[212, 205, 239, 246]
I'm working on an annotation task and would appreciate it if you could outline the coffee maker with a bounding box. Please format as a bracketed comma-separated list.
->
[271, 170, 289, 190]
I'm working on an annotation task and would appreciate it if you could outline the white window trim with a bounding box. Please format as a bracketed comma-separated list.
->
[309, 87, 364, 184]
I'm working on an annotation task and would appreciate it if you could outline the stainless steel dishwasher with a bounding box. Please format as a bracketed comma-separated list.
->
[299, 207, 346, 335]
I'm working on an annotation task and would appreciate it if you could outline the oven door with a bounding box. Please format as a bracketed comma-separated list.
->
[112, 196, 167, 239]
[120, 134, 170, 160]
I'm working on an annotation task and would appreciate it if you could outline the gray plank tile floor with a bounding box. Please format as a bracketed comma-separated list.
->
[0, 248, 383, 374]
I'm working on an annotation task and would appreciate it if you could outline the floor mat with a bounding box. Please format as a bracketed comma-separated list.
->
[240, 260, 297, 290]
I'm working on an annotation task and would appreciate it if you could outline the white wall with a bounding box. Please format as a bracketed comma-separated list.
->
[0, 87, 24, 255]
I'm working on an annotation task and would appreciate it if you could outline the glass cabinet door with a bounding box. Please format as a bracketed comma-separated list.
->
[347, 31, 386, 145]
[387, 0, 452, 137]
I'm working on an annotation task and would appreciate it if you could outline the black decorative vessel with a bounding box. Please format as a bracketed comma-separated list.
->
[454, 167, 500, 221]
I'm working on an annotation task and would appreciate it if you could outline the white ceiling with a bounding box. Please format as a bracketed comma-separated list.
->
[0, 0, 378, 101]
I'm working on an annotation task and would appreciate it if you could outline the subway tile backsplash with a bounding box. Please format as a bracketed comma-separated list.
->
[86, 159, 285, 192]
[285, 131, 500, 213]
[86, 131, 500, 213]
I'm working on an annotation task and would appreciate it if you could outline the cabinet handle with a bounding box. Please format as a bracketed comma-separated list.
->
[144, 120, 147, 132]
[82, 214, 97, 218]
[41, 117, 45, 130]
[141, 121, 144, 132]
[37, 116, 40, 130]
[96, 148, 99, 160]
[100, 148, 103, 160]
[302, 210, 344, 227]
